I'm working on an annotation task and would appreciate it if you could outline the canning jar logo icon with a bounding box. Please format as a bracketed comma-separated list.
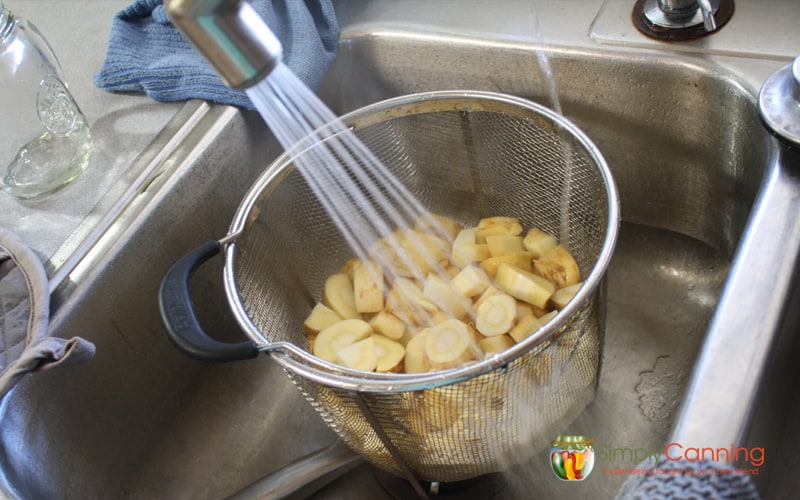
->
[550, 435, 594, 481]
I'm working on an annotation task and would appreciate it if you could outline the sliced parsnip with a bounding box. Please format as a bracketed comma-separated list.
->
[414, 213, 462, 241]
[451, 243, 491, 269]
[424, 318, 476, 367]
[373, 334, 406, 372]
[340, 258, 360, 280]
[368, 310, 406, 340]
[523, 227, 558, 258]
[450, 227, 491, 268]
[538, 309, 558, 325]
[495, 262, 555, 309]
[551, 282, 583, 309]
[313, 319, 373, 363]
[422, 273, 471, 319]
[508, 314, 542, 343]
[454, 227, 478, 246]
[515, 301, 534, 320]
[475, 292, 517, 336]
[534, 245, 581, 289]
[336, 336, 377, 371]
[451, 265, 492, 298]
[310, 213, 583, 373]
[485, 235, 525, 257]
[480, 251, 534, 278]
[353, 260, 384, 313]
[303, 303, 343, 335]
[392, 230, 450, 278]
[476, 216, 523, 243]
[479, 334, 516, 355]
[405, 330, 431, 373]
[322, 273, 360, 319]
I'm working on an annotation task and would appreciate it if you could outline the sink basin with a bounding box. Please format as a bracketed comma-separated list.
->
[0, 5, 783, 500]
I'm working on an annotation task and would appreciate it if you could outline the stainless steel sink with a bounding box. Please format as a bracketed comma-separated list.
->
[1, 2, 793, 499]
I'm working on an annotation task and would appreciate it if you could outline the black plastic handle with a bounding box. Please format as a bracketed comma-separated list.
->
[159, 240, 259, 362]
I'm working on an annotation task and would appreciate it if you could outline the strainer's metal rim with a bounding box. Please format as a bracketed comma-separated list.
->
[222, 89, 620, 393]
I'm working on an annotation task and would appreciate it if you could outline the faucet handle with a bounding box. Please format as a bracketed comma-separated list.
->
[641, 0, 722, 32]
[696, 0, 717, 31]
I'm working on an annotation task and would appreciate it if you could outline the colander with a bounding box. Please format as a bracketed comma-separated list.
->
[159, 90, 619, 484]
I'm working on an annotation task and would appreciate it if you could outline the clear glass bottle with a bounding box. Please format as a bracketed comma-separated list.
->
[0, 1, 92, 200]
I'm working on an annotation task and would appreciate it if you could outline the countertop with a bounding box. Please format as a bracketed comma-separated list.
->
[0, 1, 182, 273]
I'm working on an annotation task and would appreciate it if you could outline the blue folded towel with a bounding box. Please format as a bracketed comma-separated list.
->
[94, 0, 339, 109]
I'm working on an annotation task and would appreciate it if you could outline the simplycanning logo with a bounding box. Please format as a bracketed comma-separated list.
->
[550, 435, 765, 481]
[550, 435, 595, 481]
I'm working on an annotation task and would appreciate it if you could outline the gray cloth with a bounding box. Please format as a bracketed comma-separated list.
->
[0, 228, 95, 399]
[616, 458, 760, 499]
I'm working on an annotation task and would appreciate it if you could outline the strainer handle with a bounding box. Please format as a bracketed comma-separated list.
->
[159, 240, 260, 362]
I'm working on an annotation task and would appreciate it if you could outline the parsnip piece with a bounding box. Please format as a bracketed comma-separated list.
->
[480, 251, 534, 278]
[405, 330, 431, 373]
[451, 228, 490, 268]
[451, 265, 492, 298]
[430, 310, 451, 325]
[515, 302, 534, 320]
[479, 334, 516, 355]
[340, 258, 360, 280]
[475, 292, 517, 336]
[425, 318, 476, 366]
[451, 243, 491, 268]
[368, 237, 397, 269]
[313, 319, 373, 363]
[373, 334, 406, 372]
[454, 227, 478, 246]
[476, 216, 523, 243]
[538, 310, 558, 325]
[415, 213, 462, 241]
[386, 277, 439, 326]
[322, 273, 360, 319]
[508, 314, 542, 343]
[303, 303, 343, 335]
[422, 274, 471, 319]
[495, 262, 555, 309]
[523, 227, 558, 258]
[534, 245, 581, 289]
[368, 310, 406, 340]
[336, 336, 377, 371]
[398, 326, 422, 347]
[353, 260, 384, 313]
[394, 277, 438, 312]
[551, 282, 583, 309]
[393, 230, 450, 278]
[486, 235, 525, 257]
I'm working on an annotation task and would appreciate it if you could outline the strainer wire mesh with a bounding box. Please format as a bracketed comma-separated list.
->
[226, 92, 615, 482]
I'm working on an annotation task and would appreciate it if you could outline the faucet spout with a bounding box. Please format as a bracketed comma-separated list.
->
[164, 0, 283, 90]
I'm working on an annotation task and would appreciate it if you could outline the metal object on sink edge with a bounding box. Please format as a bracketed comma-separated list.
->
[670, 54, 800, 453]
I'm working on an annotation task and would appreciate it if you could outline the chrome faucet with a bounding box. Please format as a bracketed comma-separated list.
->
[164, 0, 283, 90]
[643, 0, 719, 32]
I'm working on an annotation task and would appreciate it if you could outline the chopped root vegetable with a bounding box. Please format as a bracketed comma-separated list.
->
[475, 292, 517, 336]
[304, 213, 583, 373]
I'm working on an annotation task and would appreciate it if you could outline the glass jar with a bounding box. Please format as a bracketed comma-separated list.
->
[0, 1, 92, 200]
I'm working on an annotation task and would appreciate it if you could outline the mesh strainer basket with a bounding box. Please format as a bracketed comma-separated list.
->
[160, 90, 619, 484]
